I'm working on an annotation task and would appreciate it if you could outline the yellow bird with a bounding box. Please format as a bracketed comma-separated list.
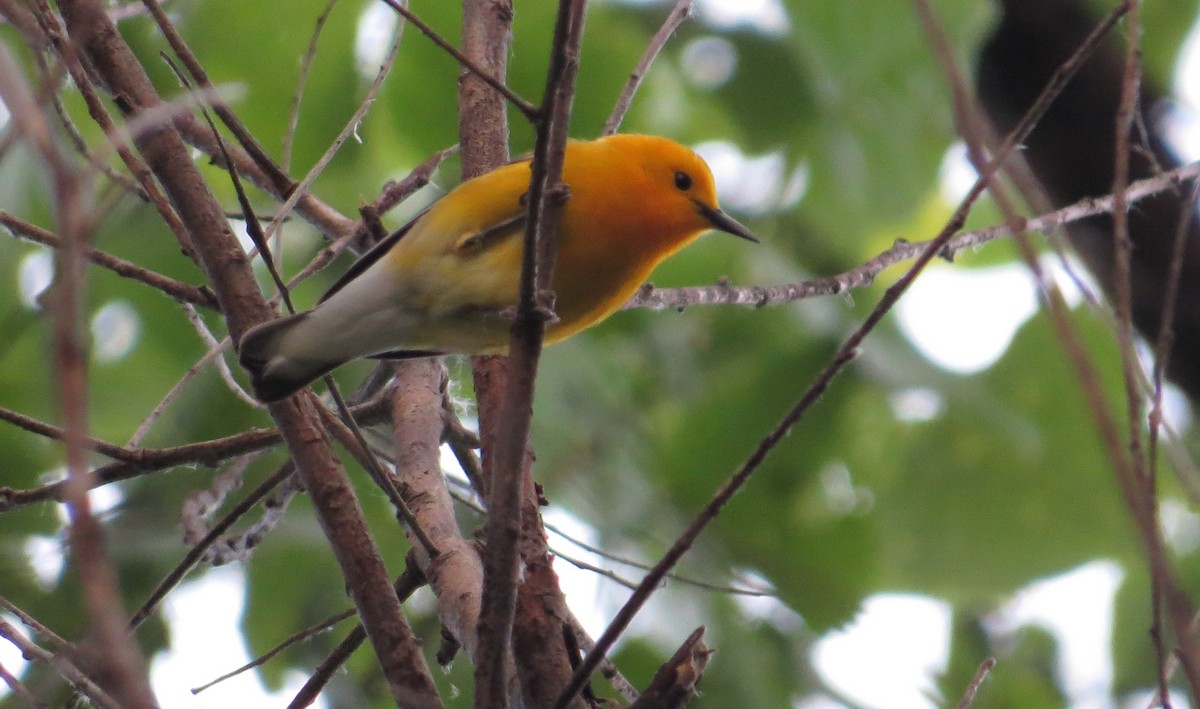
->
[239, 134, 756, 402]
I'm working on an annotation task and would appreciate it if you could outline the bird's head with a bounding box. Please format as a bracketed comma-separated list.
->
[610, 135, 758, 249]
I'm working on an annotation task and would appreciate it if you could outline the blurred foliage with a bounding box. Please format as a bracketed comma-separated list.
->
[2, 0, 1200, 707]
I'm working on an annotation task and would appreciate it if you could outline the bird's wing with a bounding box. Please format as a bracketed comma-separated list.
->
[318, 206, 432, 305]
[451, 211, 527, 257]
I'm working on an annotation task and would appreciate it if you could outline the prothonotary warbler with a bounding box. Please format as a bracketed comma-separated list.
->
[239, 134, 757, 402]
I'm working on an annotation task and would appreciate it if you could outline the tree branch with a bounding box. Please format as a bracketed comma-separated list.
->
[0, 614, 120, 709]
[287, 565, 427, 709]
[139, 0, 295, 196]
[623, 158, 1200, 312]
[558, 2, 1132, 702]
[1, 210, 219, 309]
[457, 0, 522, 705]
[0, 31, 158, 708]
[392, 360, 486, 662]
[0, 398, 386, 511]
[383, 0, 537, 121]
[603, 0, 692, 135]
[477, 1, 587, 706]
[627, 626, 710, 709]
[54, 1, 442, 703]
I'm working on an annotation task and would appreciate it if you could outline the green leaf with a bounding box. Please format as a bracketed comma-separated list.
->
[873, 308, 1137, 599]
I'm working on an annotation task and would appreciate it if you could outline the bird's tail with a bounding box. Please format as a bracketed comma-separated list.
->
[238, 312, 347, 403]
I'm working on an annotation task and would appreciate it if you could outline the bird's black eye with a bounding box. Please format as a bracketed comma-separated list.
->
[674, 171, 692, 191]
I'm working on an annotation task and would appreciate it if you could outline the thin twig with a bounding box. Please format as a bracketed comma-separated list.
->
[48, 72, 148, 200]
[161, 52, 297, 316]
[954, 658, 996, 709]
[552, 545, 772, 597]
[442, 473, 775, 597]
[0, 616, 120, 709]
[1110, 0, 1148, 486]
[175, 112, 357, 241]
[124, 334, 240, 450]
[0, 658, 46, 709]
[316, 383, 442, 560]
[0, 211, 216, 309]
[259, 7, 406, 250]
[1147, 180, 1198, 470]
[1108, 1, 1174, 698]
[268, 0, 328, 280]
[183, 303, 260, 404]
[624, 158, 1200, 312]
[0, 397, 390, 511]
[140, 0, 295, 195]
[0, 596, 71, 650]
[287, 563, 426, 709]
[28, 1, 197, 258]
[603, 0, 692, 135]
[126, 307, 252, 448]
[283, 0, 338, 173]
[563, 613, 640, 703]
[0, 404, 139, 462]
[381, 0, 538, 121]
[558, 4, 1133, 703]
[1146, 186, 1199, 709]
[290, 143, 457, 277]
[288, 624, 367, 709]
[128, 463, 293, 630]
[192, 607, 357, 694]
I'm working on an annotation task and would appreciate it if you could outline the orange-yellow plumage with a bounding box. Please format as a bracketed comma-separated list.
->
[238, 134, 755, 402]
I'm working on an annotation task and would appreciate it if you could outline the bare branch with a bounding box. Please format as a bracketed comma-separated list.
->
[0, 658, 45, 709]
[139, 0, 294, 195]
[178, 113, 358, 240]
[258, 7, 407, 251]
[560, 3, 1134, 702]
[625, 156, 1200, 313]
[192, 607, 357, 694]
[182, 303, 259, 405]
[627, 627, 710, 709]
[478, 1, 587, 706]
[0, 28, 158, 706]
[53, 1, 442, 700]
[314, 390, 441, 560]
[0, 404, 139, 463]
[392, 360, 486, 662]
[129, 462, 293, 631]
[287, 564, 427, 709]
[0, 210, 219, 309]
[282, 0, 338, 174]
[563, 614, 640, 703]
[29, 1, 197, 259]
[0, 396, 388, 511]
[456, 0, 520, 704]
[0, 614, 120, 709]
[954, 658, 997, 709]
[382, 0, 537, 121]
[604, 0, 692, 135]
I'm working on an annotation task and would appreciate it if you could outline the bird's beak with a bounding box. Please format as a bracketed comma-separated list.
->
[696, 201, 758, 243]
